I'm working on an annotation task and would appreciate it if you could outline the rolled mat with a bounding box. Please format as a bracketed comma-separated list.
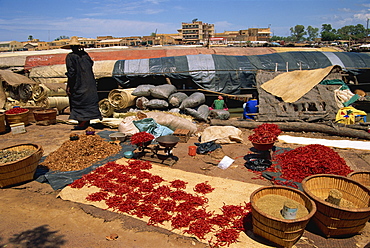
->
[98, 98, 114, 117]
[36, 97, 69, 112]
[32, 84, 67, 102]
[108, 88, 137, 110]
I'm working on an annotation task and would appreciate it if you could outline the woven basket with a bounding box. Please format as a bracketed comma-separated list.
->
[0, 114, 5, 133]
[250, 186, 316, 248]
[33, 109, 57, 125]
[302, 174, 370, 238]
[5, 109, 30, 126]
[0, 144, 43, 188]
[348, 171, 370, 188]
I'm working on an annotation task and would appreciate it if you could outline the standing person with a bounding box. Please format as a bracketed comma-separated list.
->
[62, 36, 102, 130]
[210, 95, 228, 110]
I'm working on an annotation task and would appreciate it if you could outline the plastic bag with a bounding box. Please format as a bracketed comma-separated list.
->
[194, 141, 221, 154]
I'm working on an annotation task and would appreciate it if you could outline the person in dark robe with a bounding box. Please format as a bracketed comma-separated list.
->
[62, 36, 102, 130]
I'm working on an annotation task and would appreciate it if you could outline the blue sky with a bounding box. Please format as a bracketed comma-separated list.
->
[0, 0, 369, 42]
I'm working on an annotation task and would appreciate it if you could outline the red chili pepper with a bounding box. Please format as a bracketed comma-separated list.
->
[5, 108, 28, 115]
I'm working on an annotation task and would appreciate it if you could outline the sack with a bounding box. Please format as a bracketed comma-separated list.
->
[145, 99, 169, 109]
[209, 109, 230, 120]
[150, 84, 177, 99]
[184, 104, 209, 122]
[132, 84, 155, 97]
[179, 92, 205, 109]
[168, 92, 188, 107]
[136, 96, 149, 110]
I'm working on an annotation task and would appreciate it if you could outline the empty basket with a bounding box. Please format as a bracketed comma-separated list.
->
[250, 186, 316, 248]
[302, 174, 370, 237]
[348, 171, 370, 188]
[0, 144, 43, 188]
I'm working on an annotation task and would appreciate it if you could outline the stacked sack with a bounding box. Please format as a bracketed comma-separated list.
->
[132, 84, 211, 122]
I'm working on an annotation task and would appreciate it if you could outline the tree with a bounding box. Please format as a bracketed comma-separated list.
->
[337, 24, 366, 40]
[54, 35, 69, 41]
[28, 35, 33, 41]
[306, 26, 319, 41]
[320, 24, 338, 41]
[290, 25, 307, 41]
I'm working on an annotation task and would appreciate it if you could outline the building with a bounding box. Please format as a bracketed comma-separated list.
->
[177, 20, 215, 45]
[0, 41, 23, 52]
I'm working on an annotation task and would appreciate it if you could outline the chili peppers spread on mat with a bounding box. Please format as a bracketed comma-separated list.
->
[69, 160, 252, 247]
[130, 132, 154, 145]
[5, 108, 28, 114]
[273, 144, 353, 183]
[248, 123, 281, 143]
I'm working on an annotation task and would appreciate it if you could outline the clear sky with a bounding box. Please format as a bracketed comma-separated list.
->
[0, 0, 369, 42]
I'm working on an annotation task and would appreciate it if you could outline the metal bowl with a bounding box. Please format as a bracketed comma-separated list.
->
[156, 135, 179, 148]
[109, 132, 127, 142]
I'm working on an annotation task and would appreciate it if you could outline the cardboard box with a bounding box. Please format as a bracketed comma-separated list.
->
[10, 122, 26, 134]
[173, 129, 190, 143]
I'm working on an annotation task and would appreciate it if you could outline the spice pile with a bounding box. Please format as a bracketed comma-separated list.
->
[70, 160, 252, 247]
[271, 144, 353, 184]
[40, 133, 121, 171]
[248, 123, 282, 144]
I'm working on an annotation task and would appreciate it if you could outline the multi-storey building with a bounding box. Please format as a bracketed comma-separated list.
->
[177, 20, 215, 45]
[0, 40, 24, 52]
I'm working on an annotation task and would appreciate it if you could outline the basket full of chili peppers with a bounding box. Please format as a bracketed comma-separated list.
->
[5, 107, 30, 126]
[248, 123, 282, 151]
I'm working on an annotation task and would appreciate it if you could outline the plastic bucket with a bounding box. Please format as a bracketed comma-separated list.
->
[188, 146, 197, 156]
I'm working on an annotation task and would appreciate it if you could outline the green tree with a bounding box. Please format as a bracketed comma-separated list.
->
[290, 25, 307, 41]
[54, 35, 69, 41]
[337, 24, 366, 40]
[306, 26, 319, 41]
[320, 24, 338, 41]
[28, 35, 33, 41]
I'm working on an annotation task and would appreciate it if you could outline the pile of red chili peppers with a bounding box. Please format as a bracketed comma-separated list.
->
[5, 107, 28, 115]
[69, 160, 252, 247]
[248, 123, 282, 144]
[272, 144, 353, 183]
[130, 132, 155, 146]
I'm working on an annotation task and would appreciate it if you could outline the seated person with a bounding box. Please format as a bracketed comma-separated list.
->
[211, 95, 228, 110]
[243, 92, 258, 119]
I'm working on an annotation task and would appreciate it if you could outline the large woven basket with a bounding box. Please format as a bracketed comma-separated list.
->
[250, 186, 316, 248]
[347, 171, 370, 188]
[0, 113, 5, 133]
[0, 144, 43, 188]
[5, 109, 30, 126]
[33, 109, 57, 125]
[302, 174, 370, 238]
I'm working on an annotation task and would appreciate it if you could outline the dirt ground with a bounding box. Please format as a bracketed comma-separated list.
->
[1, 115, 370, 248]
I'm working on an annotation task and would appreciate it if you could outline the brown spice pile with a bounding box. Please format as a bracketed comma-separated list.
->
[40, 134, 121, 171]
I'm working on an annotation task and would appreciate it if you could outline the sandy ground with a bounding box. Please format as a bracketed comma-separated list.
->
[1, 115, 370, 248]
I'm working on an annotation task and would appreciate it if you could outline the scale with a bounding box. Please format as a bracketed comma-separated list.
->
[150, 135, 180, 163]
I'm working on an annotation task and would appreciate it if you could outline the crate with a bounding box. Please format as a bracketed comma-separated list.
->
[173, 129, 190, 143]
